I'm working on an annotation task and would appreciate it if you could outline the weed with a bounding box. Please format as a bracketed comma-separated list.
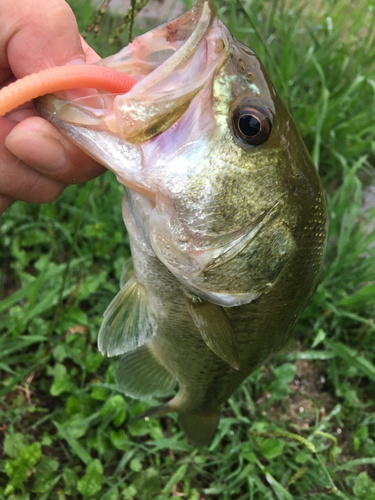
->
[1, 0, 374, 498]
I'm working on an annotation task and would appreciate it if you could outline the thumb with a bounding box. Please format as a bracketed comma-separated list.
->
[0, 0, 86, 78]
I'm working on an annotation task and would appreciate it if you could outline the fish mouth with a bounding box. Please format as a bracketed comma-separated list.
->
[35, 0, 229, 197]
[35, 0, 227, 146]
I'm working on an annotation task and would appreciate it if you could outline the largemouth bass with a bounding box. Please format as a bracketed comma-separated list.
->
[36, 0, 327, 445]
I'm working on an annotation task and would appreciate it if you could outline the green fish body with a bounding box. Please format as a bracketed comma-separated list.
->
[36, 0, 327, 444]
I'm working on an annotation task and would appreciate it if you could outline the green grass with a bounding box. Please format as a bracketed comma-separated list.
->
[1, 0, 375, 498]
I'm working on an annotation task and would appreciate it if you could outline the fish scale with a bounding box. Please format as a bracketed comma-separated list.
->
[36, 0, 328, 444]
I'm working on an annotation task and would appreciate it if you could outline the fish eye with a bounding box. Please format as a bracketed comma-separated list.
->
[232, 105, 272, 146]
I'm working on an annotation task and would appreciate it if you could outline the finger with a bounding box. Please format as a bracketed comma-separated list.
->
[0, 68, 13, 87]
[0, 0, 86, 77]
[0, 161, 66, 203]
[5, 116, 106, 184]
[0, 116, 66, 203]
[5, 107, 36, 123]
[81, 37, 101, 64]
[0, 194, 14, 215]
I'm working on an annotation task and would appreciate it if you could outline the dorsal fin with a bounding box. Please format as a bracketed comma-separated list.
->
[184, 294, 240, 370]
[98, 277, 154, 357]
[115, 344, 176, 399]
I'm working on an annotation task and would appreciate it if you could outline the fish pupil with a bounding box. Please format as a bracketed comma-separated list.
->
[239, 114, 260, 137]
[232, 103, 272, 147]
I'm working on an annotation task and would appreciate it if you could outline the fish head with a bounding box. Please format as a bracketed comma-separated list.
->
[36, 0, 327, 307]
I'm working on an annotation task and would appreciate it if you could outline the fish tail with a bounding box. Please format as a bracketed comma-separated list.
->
[134, 396, 220, 446]
[178, 411, 221, 446]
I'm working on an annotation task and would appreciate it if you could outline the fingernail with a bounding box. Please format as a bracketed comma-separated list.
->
[5, 130, 66, 173]
[65, 56, 87, 66]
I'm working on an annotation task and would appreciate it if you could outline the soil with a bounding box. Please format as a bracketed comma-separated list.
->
[259, 354, 336, 432]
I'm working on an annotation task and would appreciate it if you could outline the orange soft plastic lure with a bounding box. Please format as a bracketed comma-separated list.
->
[0, 65, 137, 116]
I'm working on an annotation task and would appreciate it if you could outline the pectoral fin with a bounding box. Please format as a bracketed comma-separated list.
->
[115, 344, 176, 399]
[98, 277, 154, 356]
[184, 295, 240, 370]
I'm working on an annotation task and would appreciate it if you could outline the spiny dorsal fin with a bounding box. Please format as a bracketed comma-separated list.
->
[115, 344, 176, 399]
[184, 294, 240, 370]
[98, 277, 154, 357]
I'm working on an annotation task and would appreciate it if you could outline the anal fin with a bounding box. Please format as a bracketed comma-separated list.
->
[115, 344, 176, 399]
[98, 276, 154, 356]
[184, 295, 240, 370]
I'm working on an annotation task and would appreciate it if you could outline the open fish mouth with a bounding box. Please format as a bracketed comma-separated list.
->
[35, 0, 230, 199]
[36, 0, 227, 146]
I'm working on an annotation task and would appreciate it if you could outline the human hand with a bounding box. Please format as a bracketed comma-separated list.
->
[0, 0, 106, 215]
